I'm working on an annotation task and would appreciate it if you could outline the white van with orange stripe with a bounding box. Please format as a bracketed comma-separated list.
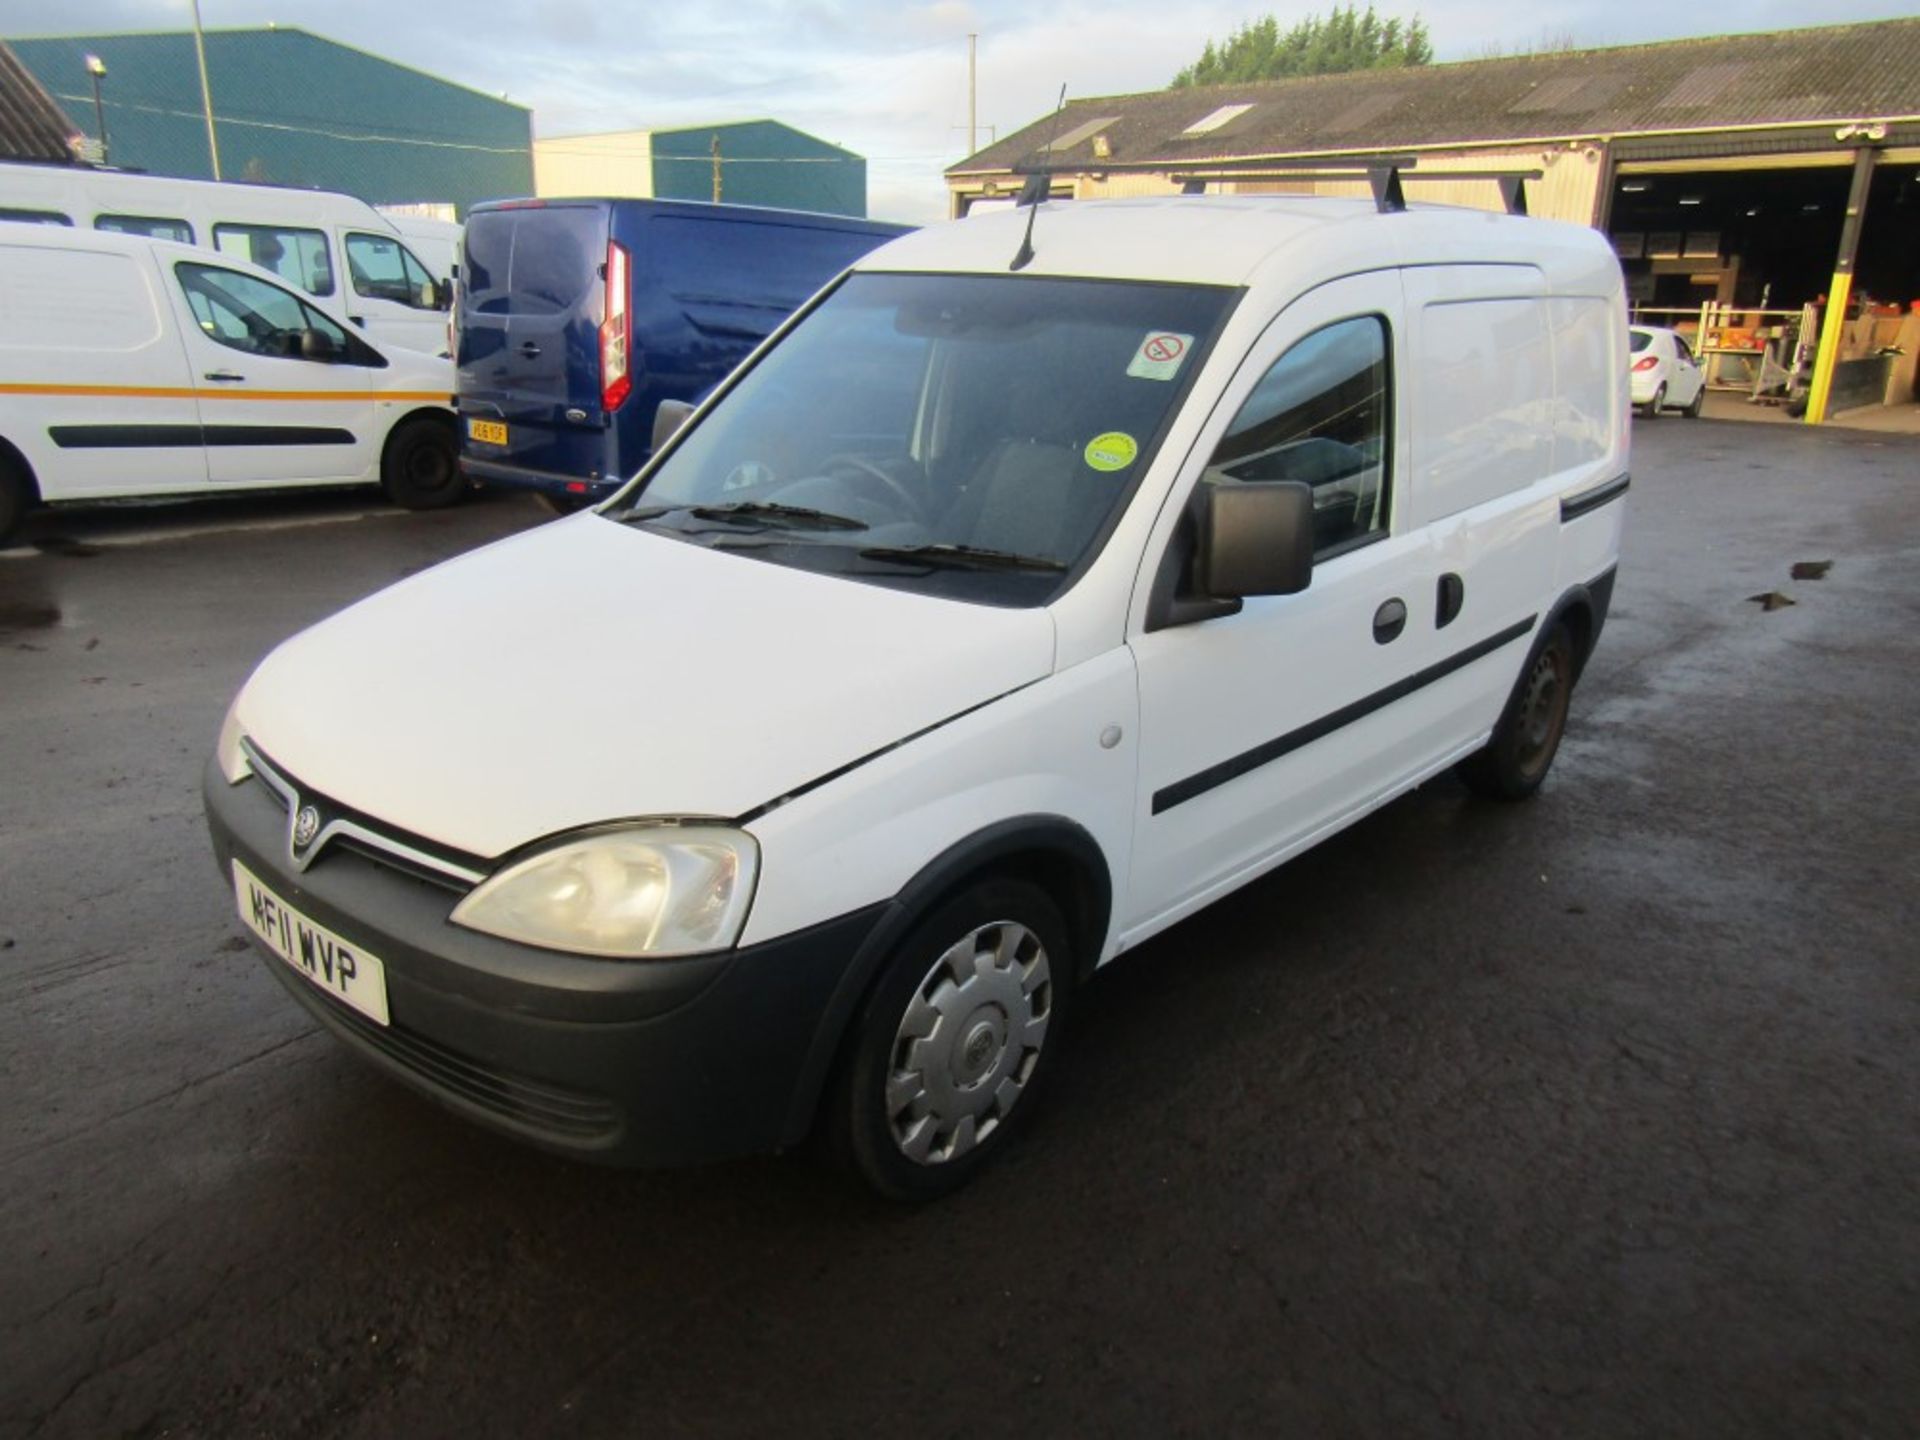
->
[0, 226, 458, 542]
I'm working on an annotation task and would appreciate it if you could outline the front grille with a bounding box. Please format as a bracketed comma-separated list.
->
[323, 999, 622, 1144]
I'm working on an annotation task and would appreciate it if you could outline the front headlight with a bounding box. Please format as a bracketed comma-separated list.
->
[450, 826, 758, 959]
[215, 696, 252, 784]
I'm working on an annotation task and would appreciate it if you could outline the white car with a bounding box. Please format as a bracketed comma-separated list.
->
[1629, 324, 1706, 417]
[0, 226, 460, 543]
[206, 194, 1630, 1199]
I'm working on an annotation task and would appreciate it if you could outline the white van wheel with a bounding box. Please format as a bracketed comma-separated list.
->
[834, 879, 1069, 1200]
[382, 417, 463, 510]
[1457, 623, 1575, 801]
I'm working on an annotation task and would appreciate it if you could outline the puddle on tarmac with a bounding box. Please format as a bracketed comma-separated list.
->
[0, 601, 62, 631]
[32, 537, 104, 559]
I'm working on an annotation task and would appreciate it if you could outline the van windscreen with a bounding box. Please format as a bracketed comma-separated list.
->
[609, 270, 1237, 608]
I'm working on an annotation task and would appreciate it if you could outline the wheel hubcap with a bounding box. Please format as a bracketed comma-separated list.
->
[1517, 649, 1566, 765]
[885, 920, 1052, 1166]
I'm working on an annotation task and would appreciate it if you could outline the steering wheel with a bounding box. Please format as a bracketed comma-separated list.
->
[822, 453, 926, 519]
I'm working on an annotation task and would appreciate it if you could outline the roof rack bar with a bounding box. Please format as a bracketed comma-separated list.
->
[1009, 155, 1540, 216]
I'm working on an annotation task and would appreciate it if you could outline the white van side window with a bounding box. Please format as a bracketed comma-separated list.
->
[1204, 315, 1391, 560]
[212, 223, 335, 297]
[96, 214, 195, 244]
[175, 262, 351, 360]
[1408, 297, 1553, 526]
[0, 208, 72, 227]
[345, 232, 437, 309]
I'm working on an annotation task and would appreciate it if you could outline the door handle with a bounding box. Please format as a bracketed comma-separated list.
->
[517, 341, 542, 358]
[1436, 573, 1465, 629]
[1372, 598, 1408, 645]
[203, 370, 246, 383]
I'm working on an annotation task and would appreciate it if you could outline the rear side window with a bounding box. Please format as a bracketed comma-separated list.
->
[461, 211, 514, 316]
[461, 206, 605, 319]
[1629, 329, 1653, 352]
[345, 232, 437, 308]
[1206, 316, 1392, 560]
[175, 262, 352, 360]
[212, 223, 334, 296]
[651, 216, 886, 339]
[97, 214, 194, 243]
[0, 208, 73, 226]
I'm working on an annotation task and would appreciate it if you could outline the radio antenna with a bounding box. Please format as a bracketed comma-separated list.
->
[1010, 84, 1068, 272]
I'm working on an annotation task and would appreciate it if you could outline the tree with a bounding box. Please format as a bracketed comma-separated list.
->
[1171, 7, 1434, 88]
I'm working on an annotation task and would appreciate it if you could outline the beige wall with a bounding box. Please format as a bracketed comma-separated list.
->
[534, 131, 655, 199]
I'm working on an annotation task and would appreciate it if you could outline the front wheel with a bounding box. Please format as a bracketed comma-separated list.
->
[1456, 623, 1575, 801]
[831, 879, 1071, 1201]
[381, 416, 464, 510]
[1683, 382, 1705, 418]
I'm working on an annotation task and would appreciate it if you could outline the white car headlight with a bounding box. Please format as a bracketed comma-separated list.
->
[215, 697, 252, 784]
[450, 826, 758, 959]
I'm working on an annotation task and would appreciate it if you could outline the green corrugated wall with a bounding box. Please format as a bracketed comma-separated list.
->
[648, 121, 866, 217]
[8, 28, 531, 216]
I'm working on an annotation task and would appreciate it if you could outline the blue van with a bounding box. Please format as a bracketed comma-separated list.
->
[455, 198, 910, 505]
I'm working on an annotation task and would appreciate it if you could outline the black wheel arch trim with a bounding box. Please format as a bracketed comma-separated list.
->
[775, 813, 1112, 1147]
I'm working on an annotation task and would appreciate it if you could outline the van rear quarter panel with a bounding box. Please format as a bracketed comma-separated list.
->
[0, 241, 200, 498]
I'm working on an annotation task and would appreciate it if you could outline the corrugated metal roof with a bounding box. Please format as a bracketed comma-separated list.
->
[951, 17, 1920, 175]
[7, 28, 530, 214]
[0, 39, 80, 164]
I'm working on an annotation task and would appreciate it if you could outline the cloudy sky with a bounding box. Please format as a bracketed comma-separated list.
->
[3, 0, 1914, 221]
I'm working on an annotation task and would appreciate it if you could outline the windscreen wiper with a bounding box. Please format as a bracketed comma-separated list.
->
[857, 543, 1066, 573]
[620, 501, 868, 532]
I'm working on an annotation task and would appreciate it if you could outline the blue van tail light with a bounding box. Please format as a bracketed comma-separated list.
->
[600, 240, 632, 412]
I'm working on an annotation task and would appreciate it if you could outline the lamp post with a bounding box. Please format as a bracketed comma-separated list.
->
[83, 53, 108, 164]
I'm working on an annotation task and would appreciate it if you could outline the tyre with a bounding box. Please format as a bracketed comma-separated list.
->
[1456, 622, 1575, 801]
[1639, 383, 1665, 419]
[831, 878, 1071, 1201]
[0, 451, 33, 546]
[1683, 382, 1705, 418]
[381, 416, 464, 510]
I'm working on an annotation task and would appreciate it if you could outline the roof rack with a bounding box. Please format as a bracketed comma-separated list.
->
[1008, 157, 1542, 217]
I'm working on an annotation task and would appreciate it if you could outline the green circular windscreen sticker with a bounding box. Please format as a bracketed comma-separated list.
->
[1084, 431, 1138, 472]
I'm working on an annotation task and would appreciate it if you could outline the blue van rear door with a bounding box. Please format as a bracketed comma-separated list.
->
[458, 203, 610, 477]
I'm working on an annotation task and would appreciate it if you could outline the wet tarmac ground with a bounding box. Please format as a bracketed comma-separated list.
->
[2, 424, 1917, 1439]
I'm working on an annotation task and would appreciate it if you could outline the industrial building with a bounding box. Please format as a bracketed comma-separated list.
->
[951, 18, 1920, 421]
[6, 27, 532, 216]
[535, 119, 868, 217]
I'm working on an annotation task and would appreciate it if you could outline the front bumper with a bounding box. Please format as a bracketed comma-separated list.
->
[204, 758, 884, 1167]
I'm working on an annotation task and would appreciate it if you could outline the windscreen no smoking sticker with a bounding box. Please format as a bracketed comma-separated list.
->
[1127, 331, 1193, 381]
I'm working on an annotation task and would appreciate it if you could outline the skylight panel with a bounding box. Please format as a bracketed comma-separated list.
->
[1182, 103, 1255, 136]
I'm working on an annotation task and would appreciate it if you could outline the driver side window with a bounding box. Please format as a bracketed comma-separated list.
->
[174, 263, 352, 361]
[1205, 315, 1392, 560]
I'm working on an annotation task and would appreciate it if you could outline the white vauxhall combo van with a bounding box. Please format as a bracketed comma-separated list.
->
[205, 196, 1630, 1199]
[0, 227, 460, 542]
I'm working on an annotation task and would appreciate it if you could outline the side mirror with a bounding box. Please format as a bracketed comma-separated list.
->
[299, 327, 340, 363]
[431, 279, 453, 312]
[1202, 481, 1315, 597]
[652, 398, 695, 452]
